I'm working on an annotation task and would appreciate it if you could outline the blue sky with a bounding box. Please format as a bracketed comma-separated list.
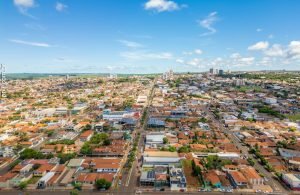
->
[1, 0, 300, 73]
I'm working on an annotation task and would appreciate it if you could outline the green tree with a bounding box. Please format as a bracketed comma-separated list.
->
[82, 124, 92, 131]
[90, 133, 108, 144]
[73, 182, 82, 191]
[20, 148, 45, 159]
[178, 146, 190, 153]
[18, 181, 28, 190]
[70, 189, 79, 195]
[80, 143, 92, 155]
[191, 160, 202, 176]
[247, 158, 255, 166]
[103, 139, 111, 146]
[95, 179, 112, 190]
[57, 153, 76, 164]
[168, 146, 176, 152]
[163, 137, 169, 144]
[198, 117, 208, 123]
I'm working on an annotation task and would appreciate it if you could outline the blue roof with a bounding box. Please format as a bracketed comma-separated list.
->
[148, 118, 165, 126]
[121, 117, 137, 125]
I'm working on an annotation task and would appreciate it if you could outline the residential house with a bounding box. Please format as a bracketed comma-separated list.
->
[227, 170, 248, 188]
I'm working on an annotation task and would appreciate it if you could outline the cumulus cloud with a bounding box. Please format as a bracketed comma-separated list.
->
[198, 12, 218, 36]
[248, 40, 300, 60]
[176, 40, 300, 70]
[258, 57, 272, 66]
[144, 0, 184, 12]
[55, 2, 68, 12]
[9, 39, 52, 47]
[187, 58, 202, 66]
[194, 49, 203, 55]
[229, 53, 255, 67]
[264, 44, 284, 57]
[287, 41, 300, 59]
[248, 41, 269, 51]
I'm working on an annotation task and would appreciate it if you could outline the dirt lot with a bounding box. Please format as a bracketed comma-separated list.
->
[182, 160, 201, 190]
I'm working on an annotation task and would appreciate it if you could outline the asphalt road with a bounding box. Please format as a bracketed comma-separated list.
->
[0, 190, 271, 195]
[117, 78, 157, 193]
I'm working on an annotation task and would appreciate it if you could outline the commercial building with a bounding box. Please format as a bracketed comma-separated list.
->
[282, 173, 300, 190]
[169, 166, 187, 191]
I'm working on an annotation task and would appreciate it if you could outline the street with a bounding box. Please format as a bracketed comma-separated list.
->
[117, 78, 157, 193]
[202, 105, 289, 194]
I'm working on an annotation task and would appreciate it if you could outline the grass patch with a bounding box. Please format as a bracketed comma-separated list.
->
[286, 114, 300, 122]
[27, 176, 41, 184]
[235, 86, 263, 93]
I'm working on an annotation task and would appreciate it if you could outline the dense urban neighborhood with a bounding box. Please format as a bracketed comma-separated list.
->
[0, 70, 299, 194]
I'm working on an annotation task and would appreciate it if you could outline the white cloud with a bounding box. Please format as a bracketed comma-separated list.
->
[120, 51, 173, 60]
[194, 49, 203, 55]
[9, 39, 52, 47]
[144, 0, 183, 12]
[258, 57, 272, 66]
[147, 52, 173, 59]
[118, 40, 143, 48]
[13, 0, 36, 18]
[14, 0, 34, 8]
[240, 57, 255, 64]
[229, 53, 255, 67]
[246, 40, 300, 62]
[183, 49, 203, 55]
[248, 41, 269, 51]
[230, 53, 241, 59]
[55, 2, 67, 12]
[264, 44, 284, 57]
[198, 12, 218, 36]
[287, 41, 300, 59]
[187, 58, 202, 66]
[176, 59, 184, 64]
[256, 28, 262, 32]
[210, 57, 223, 67]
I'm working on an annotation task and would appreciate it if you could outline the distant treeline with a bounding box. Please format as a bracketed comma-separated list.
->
[220, 72, 300, 81]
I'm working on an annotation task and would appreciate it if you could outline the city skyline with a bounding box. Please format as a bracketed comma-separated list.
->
[1, 0, 300, 73]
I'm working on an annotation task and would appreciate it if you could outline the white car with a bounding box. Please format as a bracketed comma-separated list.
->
[264, 177, 269, 182]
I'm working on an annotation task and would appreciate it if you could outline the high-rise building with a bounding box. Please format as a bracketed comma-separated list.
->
[209, 68, 220, 75]
[219, 69, 224, 75]
[162, 69, 174, 80]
